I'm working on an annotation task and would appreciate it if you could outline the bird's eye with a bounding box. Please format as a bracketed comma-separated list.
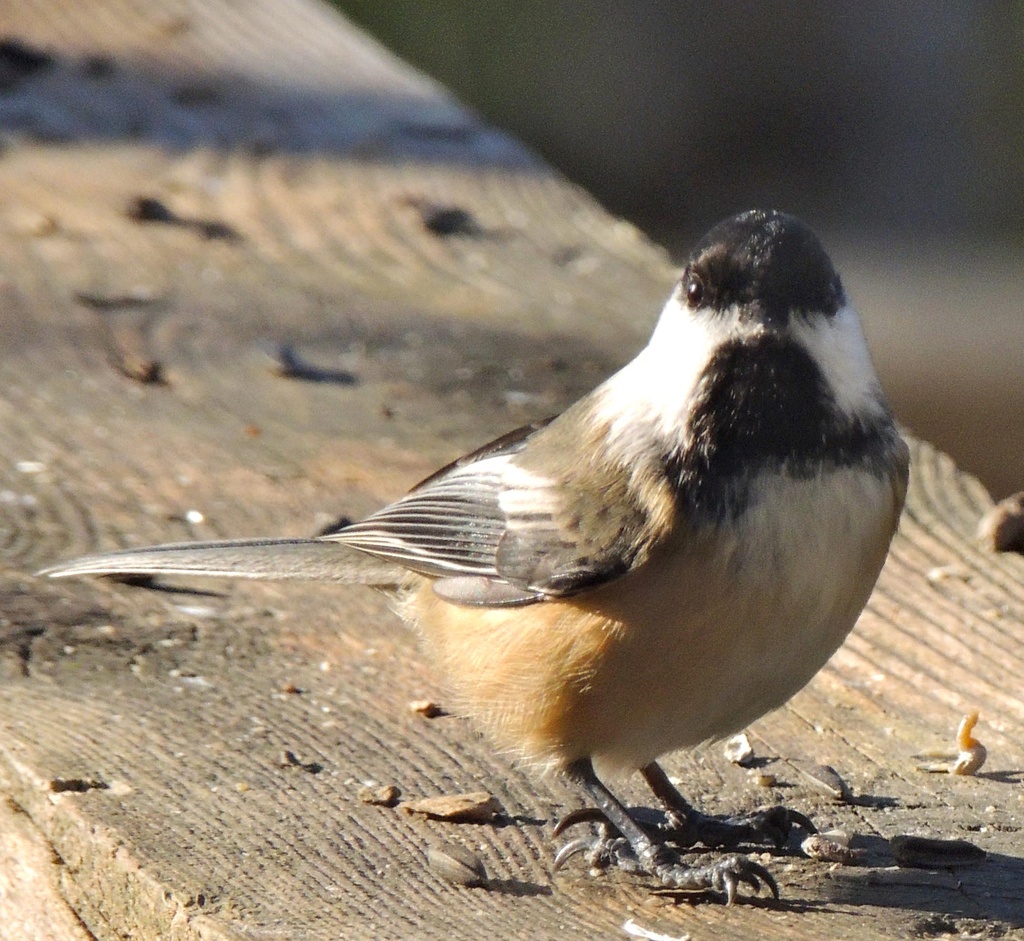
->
[684, 274, 705, 308]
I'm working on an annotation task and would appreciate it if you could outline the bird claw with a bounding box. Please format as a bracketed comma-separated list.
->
[656, 853, 779, 905]
[557, 833, 647, 873]
[717, 805, 816, 848]
[671, 804, 815, 849]
[555, 825, 777, 903]
[552, 836, 601, 871]
[552, 806, 611, 838]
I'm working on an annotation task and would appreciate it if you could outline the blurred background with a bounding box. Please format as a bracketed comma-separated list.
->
[334, 1, 1024, 498]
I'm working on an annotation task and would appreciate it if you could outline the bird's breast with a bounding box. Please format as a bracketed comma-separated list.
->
[407, 465, 902, 776]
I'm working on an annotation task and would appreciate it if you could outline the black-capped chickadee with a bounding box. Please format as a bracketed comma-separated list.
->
[41, 209, 909, 904]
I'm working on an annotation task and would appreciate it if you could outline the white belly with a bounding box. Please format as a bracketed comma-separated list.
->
[575, 467, 900, 775]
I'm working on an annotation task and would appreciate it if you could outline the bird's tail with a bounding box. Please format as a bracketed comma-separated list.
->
[38, 537, 407, 586]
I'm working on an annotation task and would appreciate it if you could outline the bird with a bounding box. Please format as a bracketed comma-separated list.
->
[41, 209, 909, 904]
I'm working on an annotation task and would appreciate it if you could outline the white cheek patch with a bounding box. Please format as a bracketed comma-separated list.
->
[594, 296, 742, 452]
[790, 303, 885, 420]
[592, 294, 886, 463]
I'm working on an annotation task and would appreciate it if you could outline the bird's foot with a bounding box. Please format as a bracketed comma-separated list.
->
[555, 801, 814, 850]
[651, 851, 778, 904]
[666, 804, 816, 850]
[638, 761, 814, 849]
[559, 758, 792, 903]
[554, 828, 777, 904]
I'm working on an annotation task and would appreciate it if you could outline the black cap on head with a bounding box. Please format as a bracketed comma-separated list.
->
[680, 210, 844, 323]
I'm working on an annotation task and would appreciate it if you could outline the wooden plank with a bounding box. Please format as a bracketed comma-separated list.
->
[1, 2, 1022, 939]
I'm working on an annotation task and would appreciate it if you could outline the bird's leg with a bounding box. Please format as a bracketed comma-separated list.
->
[639, 760, 696, 832]
[554, 758, 778, 904]
[641, 761, 816, 849]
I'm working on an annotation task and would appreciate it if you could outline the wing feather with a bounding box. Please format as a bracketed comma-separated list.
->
[322, 414, 674, 605]
[330, 454, 512, 578]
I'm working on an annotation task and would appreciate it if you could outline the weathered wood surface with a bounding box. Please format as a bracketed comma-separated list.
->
[1, 2, 1023, 939]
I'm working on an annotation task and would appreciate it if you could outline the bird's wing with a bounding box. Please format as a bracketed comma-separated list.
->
[42, 418, 676, 607]
[333, 452, 514, 581]
[331, 418, 675, 606]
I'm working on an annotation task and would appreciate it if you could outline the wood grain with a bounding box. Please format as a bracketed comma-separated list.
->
[1, 2, 1022, 939]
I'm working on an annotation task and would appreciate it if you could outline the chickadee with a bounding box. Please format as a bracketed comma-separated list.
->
[41, 209, 909, 903]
